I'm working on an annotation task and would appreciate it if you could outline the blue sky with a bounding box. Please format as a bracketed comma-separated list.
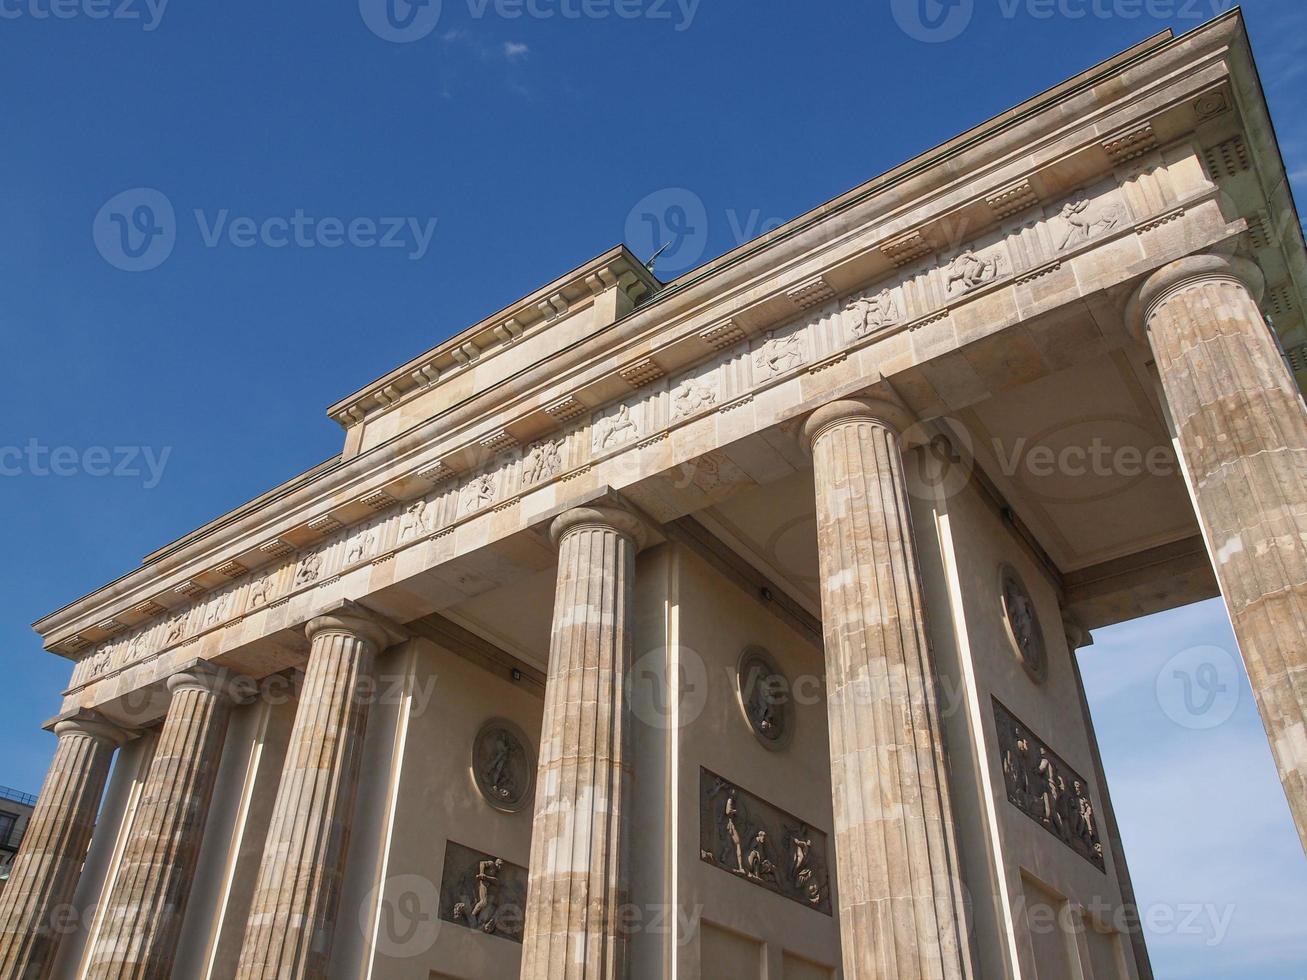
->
[1, 0, 1304, 975]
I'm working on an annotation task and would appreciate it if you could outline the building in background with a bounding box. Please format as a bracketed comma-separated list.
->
[0, 787, 36, 893]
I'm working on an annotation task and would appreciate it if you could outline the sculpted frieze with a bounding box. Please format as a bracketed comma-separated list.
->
[1053, 194, 1128, 250]
[845, 286, 901, 338]
[472, 719, 536, 813]
[592, 399, 643, 452]
[60, 154, 1203, 695]
[398, 499, 431, 543]
[994, 699, 1104, 871]
[247, 572, 275, 609]
[945, 244, 1007, 295]
[699, 769, 832, 915]
[439, 841, 528, 943]
[522, 438, 564, 486]
[671, 373, 719, 420]
[294, 549, 323, 587]
[460, 473, 498, 515]
[752, 329, 806, 379]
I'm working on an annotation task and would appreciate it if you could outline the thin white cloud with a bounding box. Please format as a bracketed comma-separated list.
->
[503, 41, 530, 59]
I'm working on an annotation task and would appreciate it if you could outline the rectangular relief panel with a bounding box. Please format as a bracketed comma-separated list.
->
[699, 768, 833, 916]
[438, 841, 529, 943]
[995, 699, 1105, 871]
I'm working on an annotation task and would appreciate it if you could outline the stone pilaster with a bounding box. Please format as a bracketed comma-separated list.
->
[86, 665, 246, 980]
[803, 399, 972, 980]
[520, 505, 646, 980]
[235, 603, 400, 980]
[1062, 617, 1154, 980]
[0, 713, 130, 980]
[1129, 254, 1307, 854]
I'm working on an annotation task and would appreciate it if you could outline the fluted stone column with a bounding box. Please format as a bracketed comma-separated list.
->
[235, 603, 400, 980]
[520, 505, 646, 980]
[0, 713, 130, 980]
[87, 664, 246, 979]
[1128, 254, 1307, 854]
[803, 399, 972, 980]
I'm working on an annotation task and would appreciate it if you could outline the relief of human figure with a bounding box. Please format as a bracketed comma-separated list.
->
[164, 614, 186, 644]
[399, 500, 428, 542]
[754, 331, 804, 376]
[463, 474, 496, 514]
[946, 246, 1002, 293]
[1003, 726, 1033, 810]
[1057, 197, 1125, 249]
[726, 791, 746, 874]
[294, 550, 322, 586]
[597, 403, 639, 449]
[846, 287, 899, 337]
[454, 857, 505, 934]
[524, 439, 562, 484]
[1037, 747, 1061, 832]
[745, 830, 778, 884]
[1006, 581, 1039, 660]
[1071, 778, 1098, 851]
[248, 575, 272, 608]
[346, 530, 376, 565]
[788, 825, 821, 904]
[485, 731, 514, 801]
[673, 377, 717, 418]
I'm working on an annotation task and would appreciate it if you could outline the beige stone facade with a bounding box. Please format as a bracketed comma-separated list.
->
[4, 10, 1306, 979]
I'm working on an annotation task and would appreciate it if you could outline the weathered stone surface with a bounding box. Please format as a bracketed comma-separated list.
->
[0, 714, 129, 980]
[803, 399, 973, 980]
[1130, 254, 1307, 854]
[235, 605, 398, 980]
[519, 506, 645, 980]
[86, 666, 243, 980]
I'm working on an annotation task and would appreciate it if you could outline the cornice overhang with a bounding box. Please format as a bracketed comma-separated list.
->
[34, 9, 1300, 658]
[324, 245, 662, 431]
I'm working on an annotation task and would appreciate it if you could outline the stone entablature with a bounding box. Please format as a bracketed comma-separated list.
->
[59, 192, 1236, 701]
[329, 247, 661, 456]
[36, 13, 1303, 709]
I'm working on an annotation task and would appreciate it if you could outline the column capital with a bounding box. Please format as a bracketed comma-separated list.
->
[167, 661, 258, 704]
[549, 503, 651, 552]
[44, 708, 135, 747]
[1062, 614, 1093, 652]
[304, 599, 407, 652]
[1126, 253, 1266, 342]
[802, 396, 915, 449]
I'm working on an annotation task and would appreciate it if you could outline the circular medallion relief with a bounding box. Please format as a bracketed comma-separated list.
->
[736, 646, 794, 750]
[471, 719, 536, 813]
[999, 565, 1047, 684]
